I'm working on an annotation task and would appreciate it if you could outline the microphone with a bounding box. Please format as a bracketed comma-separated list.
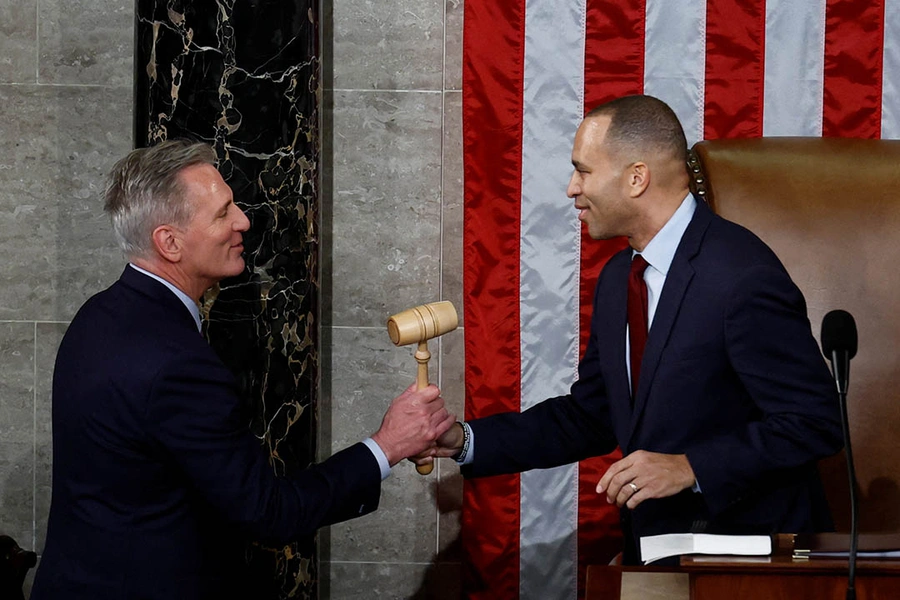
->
[821, 309, 858, 395]
[820, 309, 859, 600]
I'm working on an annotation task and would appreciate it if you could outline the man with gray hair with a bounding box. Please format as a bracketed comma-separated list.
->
[31, 139, 453, 599]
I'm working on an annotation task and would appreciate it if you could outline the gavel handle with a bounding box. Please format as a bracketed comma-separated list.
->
[415, 341, 434, 475]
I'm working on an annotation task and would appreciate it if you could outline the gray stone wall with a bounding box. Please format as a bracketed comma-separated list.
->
[320, 1, 465, 598]
[0, 0, 463, 597]
[0, 0, 134, 596]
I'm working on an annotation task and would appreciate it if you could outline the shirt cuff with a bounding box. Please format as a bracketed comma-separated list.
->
[362, 437, 392, 480]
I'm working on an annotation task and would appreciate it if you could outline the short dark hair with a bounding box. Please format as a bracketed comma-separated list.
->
[104, 140, 217, 259]
[586, 95, 688, 165]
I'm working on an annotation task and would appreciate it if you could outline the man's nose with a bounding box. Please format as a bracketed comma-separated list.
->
[236, 207, 250, 231]
[566, 173, 579, 198]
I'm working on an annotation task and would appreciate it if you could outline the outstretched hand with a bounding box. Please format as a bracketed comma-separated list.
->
[596, 450, 696, 509]
[371, 383, 456, 466]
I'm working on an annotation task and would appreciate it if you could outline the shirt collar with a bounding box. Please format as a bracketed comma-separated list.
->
[128, 263, 203, 332]
[633, 193, 696, 276]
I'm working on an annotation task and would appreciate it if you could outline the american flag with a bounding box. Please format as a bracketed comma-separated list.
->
[461, 1, 900, 598]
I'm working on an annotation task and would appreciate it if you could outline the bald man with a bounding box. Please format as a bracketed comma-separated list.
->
[430, 95, 842, 564]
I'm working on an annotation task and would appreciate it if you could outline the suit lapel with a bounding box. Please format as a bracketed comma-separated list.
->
[600, 250, 634, 447]
[625, 200, 714, 448]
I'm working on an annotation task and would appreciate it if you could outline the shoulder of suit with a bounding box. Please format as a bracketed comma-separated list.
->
[697, 213, 787, 271]
[68, 285, 204, 362]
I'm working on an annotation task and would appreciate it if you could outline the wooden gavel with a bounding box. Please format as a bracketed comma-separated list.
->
[387, 300, 459, 475]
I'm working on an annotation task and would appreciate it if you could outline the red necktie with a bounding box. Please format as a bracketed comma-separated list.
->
[628, 254, 650, 399]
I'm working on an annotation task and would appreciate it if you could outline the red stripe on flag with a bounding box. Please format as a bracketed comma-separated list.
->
[583, 0, 646, 112]
[823, 0, 885, 138]
[462, 0, 525, 597]
[577, 0, 645, 594]
[581, 0, 646, 357]
[703, 0, 766, 139]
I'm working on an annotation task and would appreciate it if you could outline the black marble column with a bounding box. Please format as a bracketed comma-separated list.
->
[134, 2, 320, 598]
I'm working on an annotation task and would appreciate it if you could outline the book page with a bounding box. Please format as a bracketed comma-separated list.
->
[695, 534, 771, 556]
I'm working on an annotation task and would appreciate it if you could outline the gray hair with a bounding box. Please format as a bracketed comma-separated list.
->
[104, 139, 217, 258]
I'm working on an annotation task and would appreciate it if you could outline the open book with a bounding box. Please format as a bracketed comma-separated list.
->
[640, 533, 772, 564]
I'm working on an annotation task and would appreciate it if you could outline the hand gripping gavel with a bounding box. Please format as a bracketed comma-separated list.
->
[387, 300, 459, 475]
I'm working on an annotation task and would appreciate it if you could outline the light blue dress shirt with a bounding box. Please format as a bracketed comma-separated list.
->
[626, 193, 697, 391]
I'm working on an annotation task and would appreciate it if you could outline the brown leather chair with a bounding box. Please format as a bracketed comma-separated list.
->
[689, 137, 900, 534]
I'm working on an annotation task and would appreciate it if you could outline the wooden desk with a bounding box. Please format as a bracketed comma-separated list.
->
[586, 535, 900, 600]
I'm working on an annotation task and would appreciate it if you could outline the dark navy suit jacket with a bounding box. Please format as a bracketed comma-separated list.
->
[464, 200, 843, 561]
[32, 266, 381, 599]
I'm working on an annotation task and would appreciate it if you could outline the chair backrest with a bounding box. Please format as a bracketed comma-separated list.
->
[689, 137, 900, 533]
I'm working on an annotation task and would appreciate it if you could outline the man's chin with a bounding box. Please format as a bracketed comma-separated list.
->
[586, 227, 608, 240]
[227, 259, 246, 277]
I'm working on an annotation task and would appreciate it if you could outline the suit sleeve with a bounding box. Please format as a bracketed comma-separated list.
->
[146, 348, 381, 543]
[685, 264, 843, 516]
[464, 276, 619, 478]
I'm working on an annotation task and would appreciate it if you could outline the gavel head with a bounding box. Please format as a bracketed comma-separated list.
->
[387, 301, 459, 346]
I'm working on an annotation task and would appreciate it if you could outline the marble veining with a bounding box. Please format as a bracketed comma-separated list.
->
[135, 1, 320, 598]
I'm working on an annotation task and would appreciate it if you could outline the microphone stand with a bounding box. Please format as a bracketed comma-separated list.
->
[832, 350, 859, 600]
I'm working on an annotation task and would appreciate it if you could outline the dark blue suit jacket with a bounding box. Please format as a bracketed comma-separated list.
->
[464, 200, 843, 560]
[32, 266, 381, 599]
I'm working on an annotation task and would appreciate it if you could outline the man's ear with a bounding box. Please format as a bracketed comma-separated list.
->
[151, 225, 182, 263]
[627, 162, 650, 197]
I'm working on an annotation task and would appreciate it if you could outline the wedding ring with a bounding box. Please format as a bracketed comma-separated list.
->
[628, 483, 639, 494]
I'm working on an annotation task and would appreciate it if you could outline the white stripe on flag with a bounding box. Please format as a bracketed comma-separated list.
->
[883, 0, 900, 139]
[519, 0, 584, 597]
[763, 0, 826, 136]
[644, 0, 708, 146]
